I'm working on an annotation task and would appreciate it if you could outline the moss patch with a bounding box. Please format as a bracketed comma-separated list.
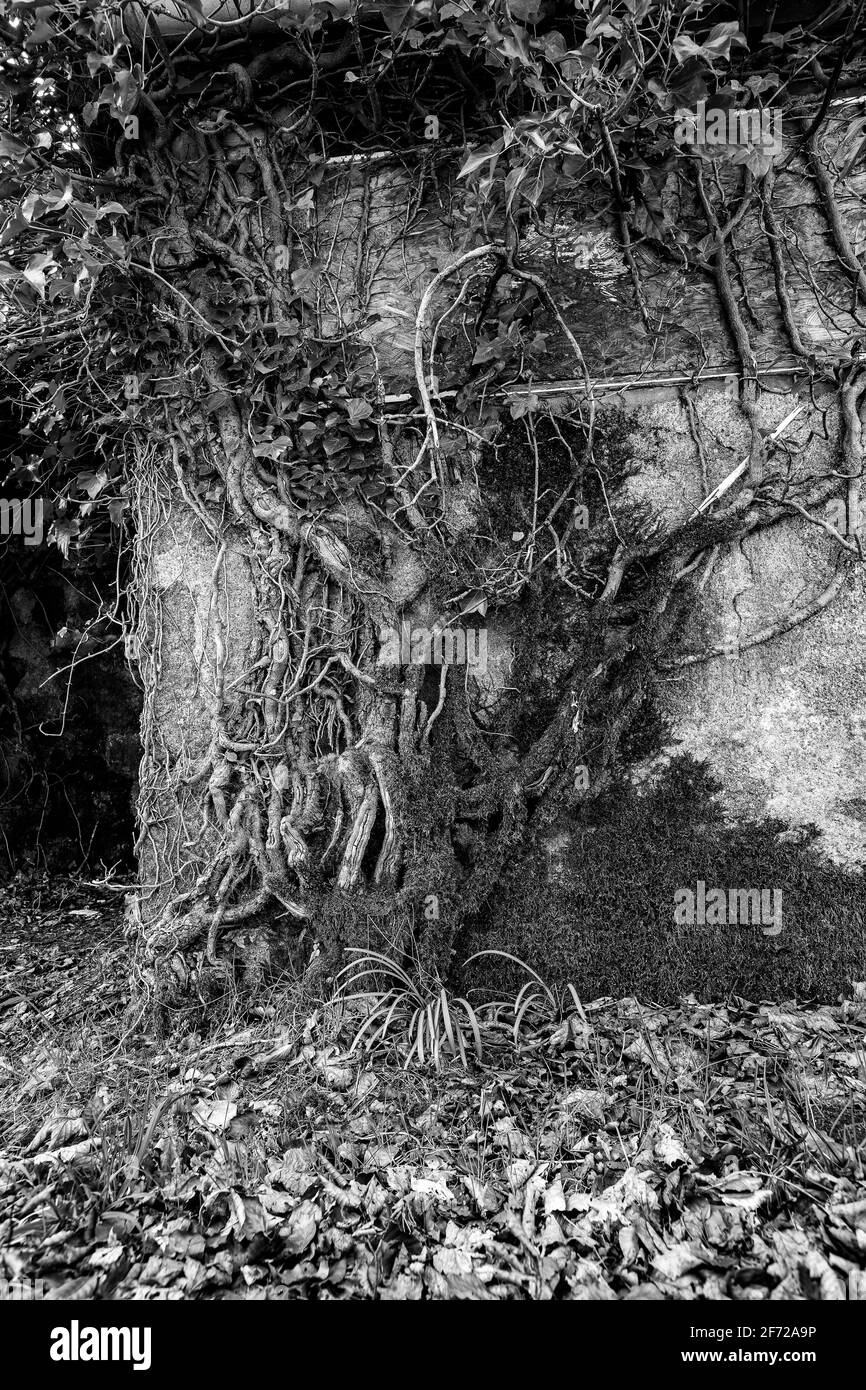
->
[456, 758, 866, 1003]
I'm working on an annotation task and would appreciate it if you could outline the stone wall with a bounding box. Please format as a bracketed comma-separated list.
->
[617, 384, 866, 868]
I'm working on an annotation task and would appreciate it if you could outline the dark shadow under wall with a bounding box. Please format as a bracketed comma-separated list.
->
[0, 541, 140, 877]
[456, 757, 866, 1004]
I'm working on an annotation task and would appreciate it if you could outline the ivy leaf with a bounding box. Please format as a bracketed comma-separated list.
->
[76, 470, 109, 500]
[511, 392, 539, 419]
[458, 143, 502, 179]
[22, 251, 54, 297]
[673, 23, 745, 68]
[499, 26, 538, 71]
[378, 2, 412, 36]
[345, 398, 374, 425]
[508, 0, 544, 20]
[0, 130, 31, 163]
[112, 70, 139, 116]
[253, 435, 292, 461]
[705, 22, 747, 57]
[50, 518, 80, 558]
[587, 14, 622, 41]
[472, 334, 509, 367]
[24, 18, 56, 48]
[86, 51, 116, 77]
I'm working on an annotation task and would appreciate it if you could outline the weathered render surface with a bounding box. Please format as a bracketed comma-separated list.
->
[621, 387, 866, 867]
[134, 487, 259, 924]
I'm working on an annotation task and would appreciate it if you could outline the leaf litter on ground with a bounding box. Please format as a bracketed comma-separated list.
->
[1, 875, 865, 1300]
